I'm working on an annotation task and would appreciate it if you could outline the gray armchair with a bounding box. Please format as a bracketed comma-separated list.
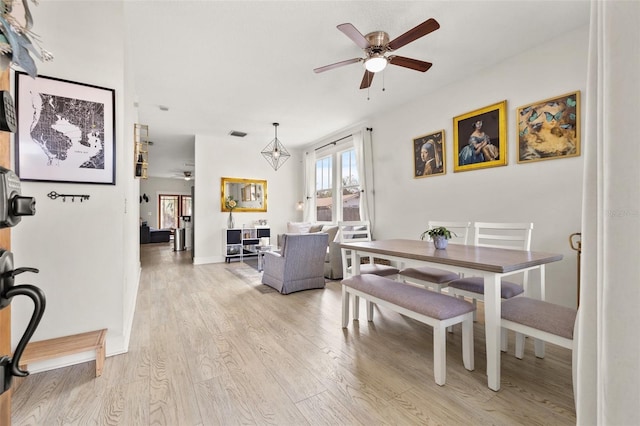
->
[261, 233, 329, 294]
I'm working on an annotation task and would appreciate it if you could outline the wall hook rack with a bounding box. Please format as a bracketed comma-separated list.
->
[47, 191, 90, 203]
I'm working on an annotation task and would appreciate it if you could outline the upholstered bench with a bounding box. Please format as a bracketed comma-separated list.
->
[341, 274, 476, 386]
[501, 297, 577, 359]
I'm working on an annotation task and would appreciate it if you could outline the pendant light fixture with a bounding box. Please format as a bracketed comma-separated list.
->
[261, 122, 291, 170]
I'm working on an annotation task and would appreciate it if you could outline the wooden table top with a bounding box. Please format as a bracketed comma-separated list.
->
[340, 239, 563, 274]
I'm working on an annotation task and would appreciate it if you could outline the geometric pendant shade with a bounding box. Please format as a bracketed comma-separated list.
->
[261, 122, 291, 170]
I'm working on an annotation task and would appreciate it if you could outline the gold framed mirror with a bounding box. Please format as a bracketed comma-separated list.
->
[221, 177, 267, 212]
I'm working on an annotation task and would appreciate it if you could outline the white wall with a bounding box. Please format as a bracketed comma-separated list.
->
[10, 1, 140, 369]
[366, 27, 588, 308]
[193, 135, 302, 264]
[140, 177, 194, 228]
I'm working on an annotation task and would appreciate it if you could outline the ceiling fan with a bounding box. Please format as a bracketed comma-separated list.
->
[172, 171, 194, 181]
[314, 18, 440, 89]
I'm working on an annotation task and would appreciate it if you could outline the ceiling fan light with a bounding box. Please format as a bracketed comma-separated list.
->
[365, 56, 387, 73]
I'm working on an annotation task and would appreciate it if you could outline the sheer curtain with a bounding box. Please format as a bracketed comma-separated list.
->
[577, 1, 640, 424]
[303, 150, 316, 222]
[353, 128, 375, 226]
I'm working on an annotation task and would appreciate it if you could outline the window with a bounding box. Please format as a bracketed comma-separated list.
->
[341, 150, 360, 221]
[159, 194, 192, 229]
[316, 156, 332, 221]
[314, 145, 360, 222]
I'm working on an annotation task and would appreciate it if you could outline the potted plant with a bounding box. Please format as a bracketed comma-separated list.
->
[420, 226, 456, 249]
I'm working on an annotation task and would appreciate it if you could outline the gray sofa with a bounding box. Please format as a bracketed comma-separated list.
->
[261, 233, 329, 294]
[324, 239, 343, 280]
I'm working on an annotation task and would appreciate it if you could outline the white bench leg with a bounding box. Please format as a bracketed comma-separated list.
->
[352, 294, 360, 321]
[534, 338, 545, 358]
[501, 328, 508, 352]
[462, 314, 474, 371]
[472, 299, 477, 321]
[341, 286, 349, 328]
[366, 300, 374, 321]
[515, 332, 525, 359]
[433, 325, 446, 386]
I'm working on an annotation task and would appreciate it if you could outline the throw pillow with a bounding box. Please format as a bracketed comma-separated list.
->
[321, 225, 339, 243]
[287, 221, 312, 233]
[309, 224, 324, 233]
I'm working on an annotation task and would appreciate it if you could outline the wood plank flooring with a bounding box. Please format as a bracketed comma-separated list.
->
[11, 243, 576, 425]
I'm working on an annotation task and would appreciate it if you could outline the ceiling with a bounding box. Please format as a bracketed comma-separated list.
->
[123, 1, 590, 179]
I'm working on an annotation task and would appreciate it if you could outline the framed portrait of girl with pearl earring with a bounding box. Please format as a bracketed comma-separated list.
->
[413, 129, 445, 178]
[453, 100, 507, 172]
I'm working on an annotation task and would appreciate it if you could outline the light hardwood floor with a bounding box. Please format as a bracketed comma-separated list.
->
[12, 243, 576, 425]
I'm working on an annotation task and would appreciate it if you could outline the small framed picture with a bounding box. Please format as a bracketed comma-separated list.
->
[453, 100, 507, 172]
[15, 72, 116, 184]
[413, 129, 445, 178]
[516, 91, 580, 163]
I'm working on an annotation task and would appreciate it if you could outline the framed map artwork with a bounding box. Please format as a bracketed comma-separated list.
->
[15, 72, 116, 184]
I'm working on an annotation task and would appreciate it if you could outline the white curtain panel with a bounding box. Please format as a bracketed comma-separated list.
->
[353, 129, 375, 227]
[303, 150, 316, 222]
[577, 1, 640, 424]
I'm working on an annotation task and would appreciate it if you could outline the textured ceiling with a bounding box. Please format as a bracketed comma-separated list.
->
[123, 1, 590, 179]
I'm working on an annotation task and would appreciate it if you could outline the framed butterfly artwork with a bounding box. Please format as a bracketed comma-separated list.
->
[516, 91, 580, 163]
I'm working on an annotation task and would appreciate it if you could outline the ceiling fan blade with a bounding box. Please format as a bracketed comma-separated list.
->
[388, 18, 440, 51]
[313, 58, 362, 73]
[360, 70, 375, 89]
[388, 56, 433, 72]
[337, 23, 370, 49]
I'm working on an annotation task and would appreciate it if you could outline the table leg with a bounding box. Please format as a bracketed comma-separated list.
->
[484, 273, 501, 391]
[351, 251, 361, 275]
[341, 285, 349, 328]
[535, 265, 546, 357]
[350, 251, 361, 318]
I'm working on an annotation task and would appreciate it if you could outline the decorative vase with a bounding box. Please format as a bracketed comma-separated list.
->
[227, 211, 235, 229]
[433, 236, 448, 249]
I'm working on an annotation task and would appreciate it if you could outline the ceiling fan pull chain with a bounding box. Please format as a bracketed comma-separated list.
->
[382, 70, 386, 92]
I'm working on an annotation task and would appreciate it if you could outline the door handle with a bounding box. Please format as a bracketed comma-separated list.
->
[0, 249, 45, 395]
[3, 284, 45, 375]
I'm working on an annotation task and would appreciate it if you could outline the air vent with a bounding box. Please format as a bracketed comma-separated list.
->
[229, 130, 247, 138]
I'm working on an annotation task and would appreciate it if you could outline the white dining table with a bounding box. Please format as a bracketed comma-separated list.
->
[340, 238, 563, 391]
